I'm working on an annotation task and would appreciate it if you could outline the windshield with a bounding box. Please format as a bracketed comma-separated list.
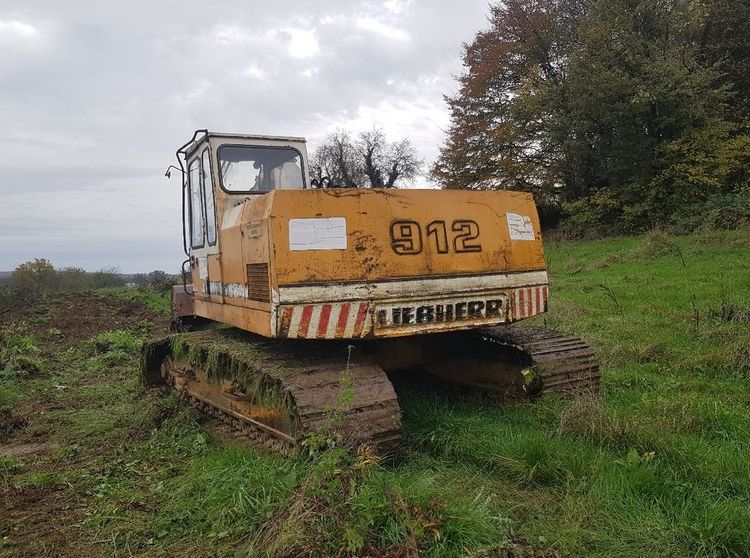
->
[218, 145, 304, 193]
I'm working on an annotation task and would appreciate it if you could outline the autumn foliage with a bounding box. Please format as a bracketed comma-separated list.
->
[433, 0, 750, 234]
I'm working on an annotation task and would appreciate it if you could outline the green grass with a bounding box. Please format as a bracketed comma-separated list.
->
[1, 228, 749, 557]
[101, 287, 172, 314]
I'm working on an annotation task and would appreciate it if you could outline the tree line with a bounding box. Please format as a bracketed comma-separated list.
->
[431, 0, 750, 235]
[2, 259, 176, 298]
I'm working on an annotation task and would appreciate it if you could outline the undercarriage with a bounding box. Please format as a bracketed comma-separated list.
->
[141, 325, 599, 456]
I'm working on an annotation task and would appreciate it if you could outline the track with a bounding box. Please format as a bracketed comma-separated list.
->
[141, 330, 402, 456]
[480, 325, 600, 396]
[142, 326, 598, 456]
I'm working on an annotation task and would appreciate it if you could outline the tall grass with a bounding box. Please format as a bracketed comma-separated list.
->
[2, 229, 749, 557]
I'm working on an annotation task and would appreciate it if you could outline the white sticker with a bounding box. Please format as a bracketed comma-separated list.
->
[198, 257, 208, 279]
[507, 213, 535, 240]
[289, 217, 347, 251]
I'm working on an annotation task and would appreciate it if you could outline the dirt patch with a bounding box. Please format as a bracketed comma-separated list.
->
[0, 408, 28, 441]
[0, 291, 169, 347]
[0, 442, 53, 457]
[0, 290, 168, 556]
[0, 486, 101, 558]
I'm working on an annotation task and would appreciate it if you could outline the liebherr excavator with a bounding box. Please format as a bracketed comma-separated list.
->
[141, 130, 599, 455]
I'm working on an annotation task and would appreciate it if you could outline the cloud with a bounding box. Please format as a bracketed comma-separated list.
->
[284, 28, 320, 59]
[0, 19, 38, 38]
[0, 0, 491, 271]
[355, 17, 410, 42]
[241, 64, 266, 80]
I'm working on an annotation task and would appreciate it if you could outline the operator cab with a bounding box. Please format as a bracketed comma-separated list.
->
[180, 130, 310, 194]
[176, 130, 311, 259]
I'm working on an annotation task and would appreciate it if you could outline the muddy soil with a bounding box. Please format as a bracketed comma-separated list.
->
[0, 291, 170, 558]
[0, 291, 169, 347]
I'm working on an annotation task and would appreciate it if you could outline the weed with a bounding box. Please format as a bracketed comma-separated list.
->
[631, 229, 684, 261]
[0, 383, 21, 408]
[0, 323, 43, 376]
[709, 301, 750, 325]
[90, 330, 142, 354]
[13, 471, 55, 489]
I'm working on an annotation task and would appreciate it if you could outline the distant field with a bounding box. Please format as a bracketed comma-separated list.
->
[1, 229, 749, 557]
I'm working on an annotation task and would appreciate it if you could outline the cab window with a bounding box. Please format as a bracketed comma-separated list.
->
[202, 149, 217, 245]
[188, 158, 204, 249]
[218, 146, 304, 193]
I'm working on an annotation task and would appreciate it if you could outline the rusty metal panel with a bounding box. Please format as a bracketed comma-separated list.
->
[194, 298, 273, 337]
[266, 189, 546, 286]
[194, 186, 550, 340]
[171, 285, 195, 318]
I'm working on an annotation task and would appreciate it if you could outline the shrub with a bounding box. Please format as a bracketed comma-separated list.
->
[670, 189, 750, 233]
[559, 191, 624, 238]
[11, 258, 57, 295]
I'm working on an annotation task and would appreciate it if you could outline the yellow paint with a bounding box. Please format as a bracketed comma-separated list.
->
[267, 189, 544, 284]
[193, 187, 546, 338]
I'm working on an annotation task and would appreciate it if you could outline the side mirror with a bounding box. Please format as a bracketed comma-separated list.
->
[165, 165, 182, 179]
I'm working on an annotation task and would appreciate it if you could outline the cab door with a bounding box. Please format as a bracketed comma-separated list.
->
[187, 149, 223, 302]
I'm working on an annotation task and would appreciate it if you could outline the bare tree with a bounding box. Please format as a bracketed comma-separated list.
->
[383, 138, 421, 188]
[311, 128, 422, 188]
[310, 131, 362, 187]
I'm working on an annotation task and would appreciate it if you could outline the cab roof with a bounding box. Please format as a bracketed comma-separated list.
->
[182, 130, 307, 159]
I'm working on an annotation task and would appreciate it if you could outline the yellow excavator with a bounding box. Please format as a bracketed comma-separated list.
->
[142, 130, 599, 454]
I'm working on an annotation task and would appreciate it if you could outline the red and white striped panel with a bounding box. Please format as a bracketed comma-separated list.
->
[511, 285, 549, 321]
[277, 302, 371, 339]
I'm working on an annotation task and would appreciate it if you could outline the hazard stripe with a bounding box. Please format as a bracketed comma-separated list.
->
[352, 303, 369, 338]
[279, 306, 293, 337]
[317, 304, 332, 338]
[528, 287, 535, 316]
[342, 303, 361, 338]
[335, 302, 351, 337]
[325, 305, 340, 338]
[508, 285, 550, 322]
[305, 305, 322, 339]
[297, 305, 313, 338]
[288, 305, 302, 336]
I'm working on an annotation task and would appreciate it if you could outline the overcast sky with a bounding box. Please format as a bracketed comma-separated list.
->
[0, 0, 490, 273]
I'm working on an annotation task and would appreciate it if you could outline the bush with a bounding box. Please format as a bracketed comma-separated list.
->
[8, 260, 126, 296]
[559, 191, 625, 238]
[11, 258, 57, 295]
[0, 288, 15, 311]
[670, 189, 750, 233]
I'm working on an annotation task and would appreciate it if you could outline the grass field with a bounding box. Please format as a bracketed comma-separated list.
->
[1, 229, 749, 557]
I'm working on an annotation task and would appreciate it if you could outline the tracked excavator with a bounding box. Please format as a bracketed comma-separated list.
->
[141, 130, 599, 455]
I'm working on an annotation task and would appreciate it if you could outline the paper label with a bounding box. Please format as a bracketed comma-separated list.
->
[197, 257, 208, 279]
[506, 213, 535, 240]
[289, 217, 347, 251]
